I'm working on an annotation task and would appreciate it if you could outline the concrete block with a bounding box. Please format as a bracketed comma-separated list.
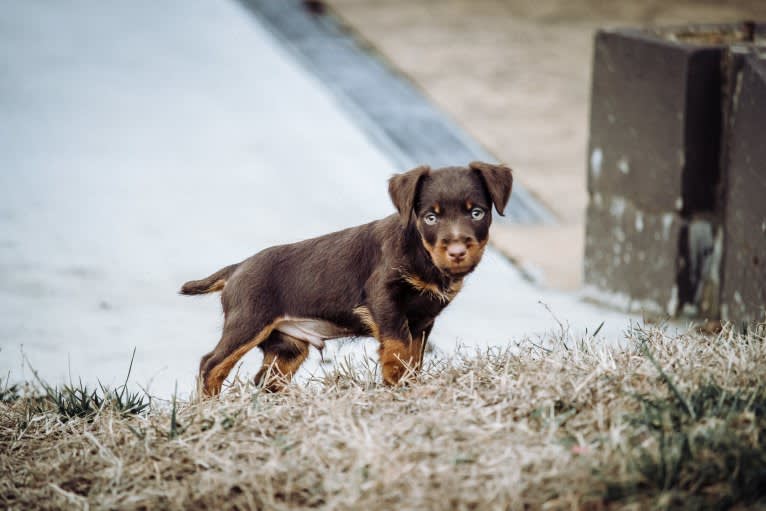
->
[584, 195, 683, 315]
[721, 53, 766, 326]
[588, 28, 726, 215]
[585, 23, 764, 317]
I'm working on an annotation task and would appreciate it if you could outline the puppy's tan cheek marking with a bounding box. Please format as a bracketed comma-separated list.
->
[431, 239, 454, 268]
[421, 237, 445, 267]
[466, 240, 488, 266]
[431, 247, 451, 269]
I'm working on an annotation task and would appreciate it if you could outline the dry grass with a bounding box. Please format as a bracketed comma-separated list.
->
[2, 323, 766, 510]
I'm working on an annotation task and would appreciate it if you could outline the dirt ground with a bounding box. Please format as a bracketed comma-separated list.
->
[324, 0, 766, 289]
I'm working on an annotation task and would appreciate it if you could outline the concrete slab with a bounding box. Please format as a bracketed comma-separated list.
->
[721, 52, 766, 326]
[239, 0, 556, 225]
[1, 0, 636, 399]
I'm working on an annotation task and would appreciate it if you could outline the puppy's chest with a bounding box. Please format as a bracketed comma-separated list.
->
[400, 273, 463, 312]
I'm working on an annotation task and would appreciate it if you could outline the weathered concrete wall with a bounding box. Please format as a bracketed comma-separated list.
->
[584, 23, 765, 323]
[721, 53, 766, 326]
[585, 195, 683, 315]
[585, 26, 726, 316]
[587, 29, 724, 215]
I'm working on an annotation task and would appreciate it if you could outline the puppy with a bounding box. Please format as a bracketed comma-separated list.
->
[182, 162, 512, 396]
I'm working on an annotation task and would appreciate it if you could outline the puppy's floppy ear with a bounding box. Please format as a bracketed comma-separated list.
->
[469, 161, 513, 216]
[388, 165, 431, 225]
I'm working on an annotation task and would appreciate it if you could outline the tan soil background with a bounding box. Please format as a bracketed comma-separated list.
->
[324, 0, 766, 290]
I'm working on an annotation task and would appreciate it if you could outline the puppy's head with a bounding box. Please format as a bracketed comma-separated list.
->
[389, 162, 513, 277]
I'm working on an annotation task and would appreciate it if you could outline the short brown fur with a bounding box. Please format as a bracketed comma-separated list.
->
[182, 162, 512, 396]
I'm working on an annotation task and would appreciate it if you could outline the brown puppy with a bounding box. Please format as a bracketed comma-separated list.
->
[182, 162, 512, 396]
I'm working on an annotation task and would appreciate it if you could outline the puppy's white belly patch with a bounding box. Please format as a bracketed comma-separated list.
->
[276, 317, 351, 350]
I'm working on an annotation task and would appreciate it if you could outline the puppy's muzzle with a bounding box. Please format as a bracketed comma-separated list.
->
[438, 234, 478, 274]
[446, 241, 468, 264]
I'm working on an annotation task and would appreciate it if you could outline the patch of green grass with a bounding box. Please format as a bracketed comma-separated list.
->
[606, 373, 766, 508]
[1, 374, 21, 403]
[28, 348, 150, 421]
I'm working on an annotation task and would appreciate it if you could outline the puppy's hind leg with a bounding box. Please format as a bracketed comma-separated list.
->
[254, 331, 310, 393]
[199, 313, 278, 397]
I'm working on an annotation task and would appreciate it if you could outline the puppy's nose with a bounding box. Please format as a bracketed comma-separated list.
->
[447, 242, 467, 263]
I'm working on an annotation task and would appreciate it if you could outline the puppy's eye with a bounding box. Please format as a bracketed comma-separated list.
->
[423, 212, 439, 225]
[470, 207, 486, 221]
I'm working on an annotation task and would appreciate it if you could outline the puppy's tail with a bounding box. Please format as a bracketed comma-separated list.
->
[180, 264, 239, 295]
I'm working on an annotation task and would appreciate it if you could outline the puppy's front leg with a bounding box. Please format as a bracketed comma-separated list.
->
[366, 291, 420, 385]
[379, 336, 417, 385]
